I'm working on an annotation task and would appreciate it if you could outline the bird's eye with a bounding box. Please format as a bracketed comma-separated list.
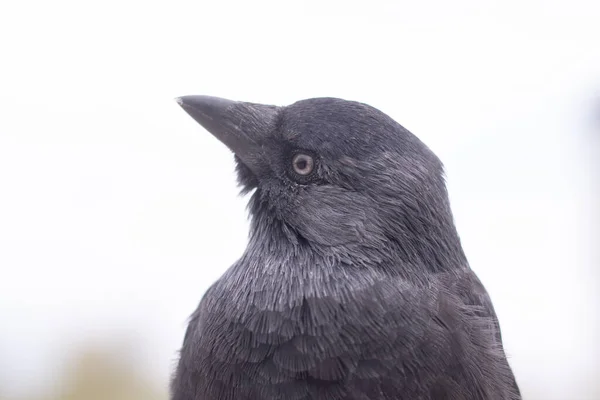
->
[292, 153, 314, 176]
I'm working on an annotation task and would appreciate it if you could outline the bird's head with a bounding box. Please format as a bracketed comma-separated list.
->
[177, 96, 465, 269]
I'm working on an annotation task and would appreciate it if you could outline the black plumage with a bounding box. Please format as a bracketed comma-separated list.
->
[171, 96, 520, 400]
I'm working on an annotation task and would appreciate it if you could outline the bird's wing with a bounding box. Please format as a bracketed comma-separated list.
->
[441, 268, 521, 398]
[329, 270, 521, 400]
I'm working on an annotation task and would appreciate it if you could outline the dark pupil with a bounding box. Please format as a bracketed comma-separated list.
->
[296, 158, 307, 170]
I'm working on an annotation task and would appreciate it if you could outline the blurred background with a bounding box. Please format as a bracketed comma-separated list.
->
[0, 0, 599, 399]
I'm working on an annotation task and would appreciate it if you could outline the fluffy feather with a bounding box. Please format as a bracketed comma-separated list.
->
[171, 97, 520, 400]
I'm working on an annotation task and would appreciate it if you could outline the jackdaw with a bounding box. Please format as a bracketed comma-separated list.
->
[171, 95, 521, 400]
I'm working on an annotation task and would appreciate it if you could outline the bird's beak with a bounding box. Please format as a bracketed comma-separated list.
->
[175, 95, 278, 174]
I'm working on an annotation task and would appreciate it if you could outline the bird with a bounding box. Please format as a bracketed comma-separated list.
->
[171, 95, 521, 400]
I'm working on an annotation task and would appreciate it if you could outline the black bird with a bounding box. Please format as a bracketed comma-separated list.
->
[171, 95, 521, 400]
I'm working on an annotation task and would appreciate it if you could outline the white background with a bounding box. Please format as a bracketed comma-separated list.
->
[1, 1, 599, 399]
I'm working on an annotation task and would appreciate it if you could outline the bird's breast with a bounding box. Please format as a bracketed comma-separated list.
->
[193, 267, 411, 390]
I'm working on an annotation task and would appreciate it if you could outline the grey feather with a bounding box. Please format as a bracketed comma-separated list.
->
[171, 96, 521, 400]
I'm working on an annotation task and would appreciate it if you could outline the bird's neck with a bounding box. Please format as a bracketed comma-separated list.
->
[246, 209, 469, 277]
